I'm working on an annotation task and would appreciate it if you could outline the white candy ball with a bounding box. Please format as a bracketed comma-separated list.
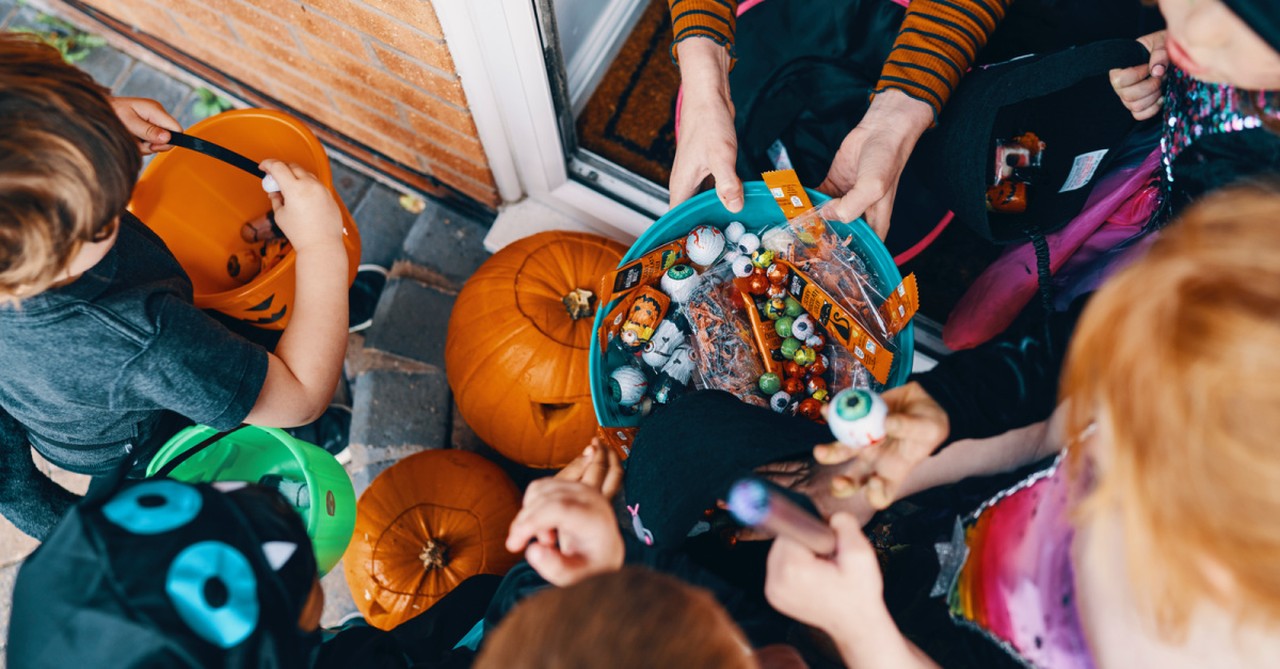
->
[609, 366, 648, 407]
[791, 314, 816, 340]
[724, 221, 746, 243]
[769, 391, 792, 413]
[685, 225, 727, 266]
[736, 232, 761, 255]
[262, 174, 281, 193]
[731, 255, 755, 278]
[660, 264, 701, 303]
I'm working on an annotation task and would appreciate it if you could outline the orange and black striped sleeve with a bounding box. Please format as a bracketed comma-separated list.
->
[874, 0, 1012, 118]
[668, 0, 737, 62]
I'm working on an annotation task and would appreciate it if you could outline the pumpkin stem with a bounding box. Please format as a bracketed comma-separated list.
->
[419, 539, 450, 570]
[562, 288, 596, 320]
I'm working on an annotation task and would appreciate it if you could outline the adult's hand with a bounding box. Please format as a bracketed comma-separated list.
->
[555, 439, 623, 500]
[505, 480, 625, 587]
[818, 89, 934, 239]
[110, 97, 182, 154]
[1109, 31, 1168, 121]
[669, 37, 743, 213]
[814, 381, 948, 510]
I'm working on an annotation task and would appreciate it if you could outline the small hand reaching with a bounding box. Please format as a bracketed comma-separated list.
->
[1109, 31, 1168, 121]
[258, 160, 344, 252]
[555, 439, 623, 500]
[505, 479, 625, 587]
[110, 97, 182, 155]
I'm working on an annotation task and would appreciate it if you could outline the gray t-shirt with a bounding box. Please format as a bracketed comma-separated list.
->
[0, 214, 269, 474]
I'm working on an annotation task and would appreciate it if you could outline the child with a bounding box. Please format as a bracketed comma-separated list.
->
[0, 33, 348, 537]
[765, 183, 1280, 668]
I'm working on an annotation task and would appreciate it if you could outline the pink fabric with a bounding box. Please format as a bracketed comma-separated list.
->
[942, 148, 1163, 350]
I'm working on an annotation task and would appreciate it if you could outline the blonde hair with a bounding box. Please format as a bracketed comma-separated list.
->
[475, 567, 757, 669]
[0, 33, 140, 298]
[1063, 181, 1280, 632]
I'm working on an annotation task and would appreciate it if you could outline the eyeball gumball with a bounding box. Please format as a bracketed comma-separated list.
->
[736, 232, 761, 255]
[660, 264, 701, 303]
[731, 255, 755, 278]
[661, 345, 696, 385]
[782, 376, 804, 396]
[685, 225, 727, 267]
[780, 336, 801, 360]
[793, 346, 817, 367]
[809, 353, 829, 376]
[764, 297, 787, 321]
[766, 263, 788, 286]
[751, 249, 775, 269]
[791, 314, 815, 341]
[758, 372, 782, 395]
[797, 398, 824, 421]
[825, 388, 888, 450]
[725, 221, 746, 244]
[769, 391, 792, 413]
[774, 316, 795, 338]
[609, 366, 648, 407]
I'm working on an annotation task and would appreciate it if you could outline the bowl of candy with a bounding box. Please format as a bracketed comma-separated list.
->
[589, 178, 917, 454]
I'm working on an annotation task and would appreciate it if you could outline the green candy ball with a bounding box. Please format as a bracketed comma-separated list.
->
[784, 297, 804, 317]
[780, 337, 802, 360]
[775, 316, 795, 339]
[758, 372, 782, 395]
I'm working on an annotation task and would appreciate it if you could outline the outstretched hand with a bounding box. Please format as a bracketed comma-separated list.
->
[110, 97, 182, 155]
[1109, 31, 1168, 121]
[669, 37, 743, 213]
[818, 89, 934, 239]
[505, 479, 625, 587]
[813, 381, 948, 510]
[555, 439, 623, 500]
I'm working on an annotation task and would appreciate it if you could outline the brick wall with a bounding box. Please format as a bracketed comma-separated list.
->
[57, 0, 499, 208]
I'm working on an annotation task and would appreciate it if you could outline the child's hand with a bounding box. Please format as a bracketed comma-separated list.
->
[554, 439, 623, 499]
[764, 512, 883, 634]
[1110, 31, 1169, 121]
[110, 97, 182, 154]
[814, 381, 948, 509]
[259, 160, 344, 253]
[505, 479, 625, 587]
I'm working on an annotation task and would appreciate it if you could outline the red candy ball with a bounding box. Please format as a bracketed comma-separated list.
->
[766, 263, 788, 285]
[797, 398, 823, 420]
[782, 377, 804, 396]
[747, 268, 770, 296]
[806, 376, 827, 395]
[728, 290, 746, 310]
[783, 361, 803, 378]
[809, 354, 828, 376]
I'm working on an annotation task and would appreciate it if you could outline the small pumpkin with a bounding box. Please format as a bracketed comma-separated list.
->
[446, 231, 627, 468]
[344, 450, 521, 630]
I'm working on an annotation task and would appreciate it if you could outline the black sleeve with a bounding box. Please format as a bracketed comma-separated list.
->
[914, 293, 1090, 446]
[0, 407, 79, 540]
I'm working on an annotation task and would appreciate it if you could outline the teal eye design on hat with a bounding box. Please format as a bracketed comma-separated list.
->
[102, 480, 203, 535]
[167, 541, 260, 649]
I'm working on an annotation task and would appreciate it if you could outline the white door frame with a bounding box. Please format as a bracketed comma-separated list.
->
[434, 0, 660, 251]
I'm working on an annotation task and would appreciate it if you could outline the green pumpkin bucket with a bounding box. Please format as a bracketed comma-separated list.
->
[145, 425, 356, 574]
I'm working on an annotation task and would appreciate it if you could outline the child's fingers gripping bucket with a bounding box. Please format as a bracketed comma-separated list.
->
[128, 109, 361, 330]
[145, 425, 357, 575]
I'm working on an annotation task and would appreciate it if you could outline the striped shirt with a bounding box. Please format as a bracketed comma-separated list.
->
[668, 0, 1011, 117]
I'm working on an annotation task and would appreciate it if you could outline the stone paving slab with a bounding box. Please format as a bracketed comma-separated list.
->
[77, 43, 131, 88]
[116, 61, 193, 116]
[361, 278, 455, 367]
[349, 367, 450, 455]
[399, 200, 492, 290]
[353, 184, 425, 269]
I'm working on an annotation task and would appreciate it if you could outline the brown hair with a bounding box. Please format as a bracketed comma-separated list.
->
[0, 32, 140, 298]
[1063, 180, 1280, 633]
[475, 567, 757, 669]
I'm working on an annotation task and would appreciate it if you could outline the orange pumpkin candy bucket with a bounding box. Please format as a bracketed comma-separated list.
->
[344, 450, 522, 630]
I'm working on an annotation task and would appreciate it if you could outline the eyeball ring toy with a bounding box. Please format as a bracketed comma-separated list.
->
[825, 388, 887, 450]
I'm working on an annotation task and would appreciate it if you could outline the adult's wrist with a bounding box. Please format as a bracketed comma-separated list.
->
[676, 37, 731, 90]
[865, 88, 934, 137]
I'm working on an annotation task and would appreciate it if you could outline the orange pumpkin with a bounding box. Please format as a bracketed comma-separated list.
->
[344, 449, 521, 630]
[446, 231, 627, 468]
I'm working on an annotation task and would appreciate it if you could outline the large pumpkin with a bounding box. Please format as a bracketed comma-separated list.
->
[446, 231, 627, 468]
[344, 449, 521, 630]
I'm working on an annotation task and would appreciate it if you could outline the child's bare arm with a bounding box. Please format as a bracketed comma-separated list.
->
[242, 161, 348, 427]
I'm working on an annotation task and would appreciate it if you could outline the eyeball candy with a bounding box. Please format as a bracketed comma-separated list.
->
[791, 314, 816, 341]
[826, 388, 888, 449]
[758, 373, 782, 395]
[262, 174, 281, 193]
[774, 316, 795, 338]
[769, 391, 792, 413]
[685, 225, 727, 266]
[609, 366, 648, 407]
[731, 255, 755, 278]
[661, 264, 701, 303]
[660, 345, 695, 385]
[736, 232, 761, 255]
[724, 221, 746, 244]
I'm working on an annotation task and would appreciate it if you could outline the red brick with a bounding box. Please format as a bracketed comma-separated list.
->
[302, 0, 435, 54]
[332, 97, 412, 144]
[370, 41, 464, 105]
[403, 108, 486, 165]
[355, 0, 443, 38]
[413, 140, 493, 186]
[206, 0, 299, 49]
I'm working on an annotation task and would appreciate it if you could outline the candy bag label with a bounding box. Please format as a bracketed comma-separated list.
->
[878, 273, 920, 337]
[599, 240, 686, 304]
[762, 169, 815, 220]
[778, 259, 894, 384]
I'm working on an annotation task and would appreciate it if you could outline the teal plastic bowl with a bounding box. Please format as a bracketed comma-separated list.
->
[589, 182, 915, 429]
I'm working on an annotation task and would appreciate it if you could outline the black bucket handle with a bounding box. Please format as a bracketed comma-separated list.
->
[166, 131, 267, 180]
